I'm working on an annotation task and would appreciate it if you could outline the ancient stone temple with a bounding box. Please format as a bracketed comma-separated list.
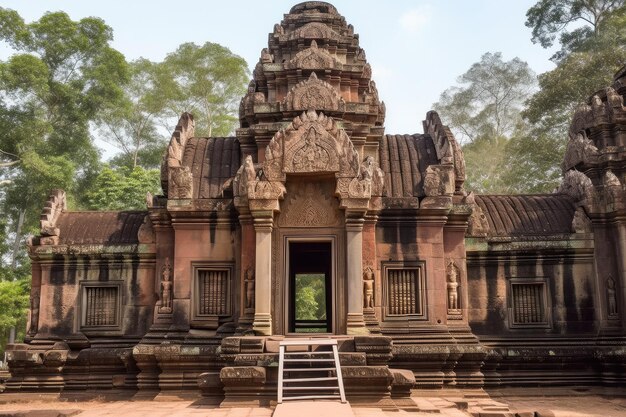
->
[6, 1, 626, 406]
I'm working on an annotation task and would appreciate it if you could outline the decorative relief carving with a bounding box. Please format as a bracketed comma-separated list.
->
[39, 189, 66, 241]
[292, 126, 332, 171]
[603, 170, 623, 209]
[423, 165, 454, 197]
[28, 291, 40, 335]
[446, 262, 461, 316]
[159, 258, 173, 314]
[283, 72, 343, 112]
[244, 268, 255, 310]
[557, 170, 595, 204]
[264, 110, 358, 180]
[137, 215, 155, 244]
[606, 86, 626, 121]
[261, 48, 273, 63]
[163, 112, 194, 196]
[562, 132, 599, 171]
[278, 182, 340, 227]
[290, 22, 340, 41]
[363, 267, 375, 309]
[571, 207, 592, 233]
[569, 103, 594, 138]
[286, 40, 340, 70]
[465, 192, 490, 237]
[169, 166, 193, 199]
[607, 275, 618, 319]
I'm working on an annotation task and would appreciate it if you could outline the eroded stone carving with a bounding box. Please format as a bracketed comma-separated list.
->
[244, 268, 255, 310]
[283, 72, 343, 112]
[571, 207, 592, 233]
[465, 192, 490, 237]
[291, 22, 340, 40]
[39, 189, 66, 242]
[286, 40, 340, 70]
[603, 170, 623, 209]
[423, 165, 454, 197]
[279, 182, 340, 227]
[557, 170, 595, 204]
[163, 113, 195, 197]
[260, 48, 273, 63]
[607, 275, 618, 319]
[569, 103, 594, 138]
[363, 267, 374, 309]
[28, 291, 40, 335]
[562, 132, 599, 171]
[447, 262, 461, 314]
[159, 257, 173, 314]
[607, 87, 626, 121]
[137, 215, 155, 244]
[170, 166, 193, 199]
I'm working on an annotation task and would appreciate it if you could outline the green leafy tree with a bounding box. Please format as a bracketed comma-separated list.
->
[0, 8, 129, 270]
[526, 0, 624, 62]
[156, 42, 250, 137]
[97, 59, 169, 170]
[85, 165, 161, 211]
[0, 279, 30, 355]
[521, 2, 626, 193]
[433, 53, 536, 193]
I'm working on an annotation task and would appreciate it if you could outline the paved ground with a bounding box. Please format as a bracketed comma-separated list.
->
[1, 390, 626, 417]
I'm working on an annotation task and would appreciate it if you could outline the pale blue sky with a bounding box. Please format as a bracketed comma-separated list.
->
[2, 1, 556, 142]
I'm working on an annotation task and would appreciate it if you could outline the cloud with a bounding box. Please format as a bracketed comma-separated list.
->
[399, 6, 432, 33]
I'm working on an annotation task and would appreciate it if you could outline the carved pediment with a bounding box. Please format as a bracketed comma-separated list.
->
[290, 22, 340, 40]
[283, 72, 343, 112]
[285, 41, 341, 70]
[264, 110, 359, 181]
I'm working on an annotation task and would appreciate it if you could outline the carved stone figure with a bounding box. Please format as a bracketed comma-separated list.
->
[571, 208, 592, 233]
[607, 275, 618, 318]
[29, 292, 40, 335]
[447, 262, 460, 312]
[159, 258, 173, 313]
[292, 126, 331, 171]
[244, 269, 255, 310]
[363, 267, 375, 309]
[170, 167, 193, 199]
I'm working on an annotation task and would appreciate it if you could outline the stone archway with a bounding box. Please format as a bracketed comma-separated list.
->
[234, 110, 384, 335]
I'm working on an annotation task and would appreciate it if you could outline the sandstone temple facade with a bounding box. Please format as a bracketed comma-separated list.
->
[6, 1, 626, 405]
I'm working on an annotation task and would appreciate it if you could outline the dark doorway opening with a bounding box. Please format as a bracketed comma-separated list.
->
[289, 241, 332, 333]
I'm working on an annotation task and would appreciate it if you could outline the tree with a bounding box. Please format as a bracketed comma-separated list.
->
[0, 279, 30, 355]
[433, 53, 537, 193]
[526, 0, 624, 62]
[85, 165, 161, 211]
[0, 8, 129, 255]
[97, 59, 169, 170]
[521, 3, 626, 193]
[156, 42, 250, 137]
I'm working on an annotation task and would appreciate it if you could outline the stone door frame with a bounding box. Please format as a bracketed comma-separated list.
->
[273, 230, 345, 335]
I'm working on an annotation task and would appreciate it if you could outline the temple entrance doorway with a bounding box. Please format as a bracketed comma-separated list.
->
[288, 241, 333, 333]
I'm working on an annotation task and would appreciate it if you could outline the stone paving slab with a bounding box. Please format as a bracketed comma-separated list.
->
[273, 401, 353, 417]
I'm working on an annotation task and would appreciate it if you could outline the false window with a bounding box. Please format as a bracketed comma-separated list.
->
[508, 279, 551, 328]
[192, 264, 233, 328]
[382, 262, 427, 321]
[80, 282, 122, 331]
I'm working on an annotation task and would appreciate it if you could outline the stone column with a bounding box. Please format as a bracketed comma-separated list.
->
[346, 213, 368, 335]
[252, 212, 274, 335]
